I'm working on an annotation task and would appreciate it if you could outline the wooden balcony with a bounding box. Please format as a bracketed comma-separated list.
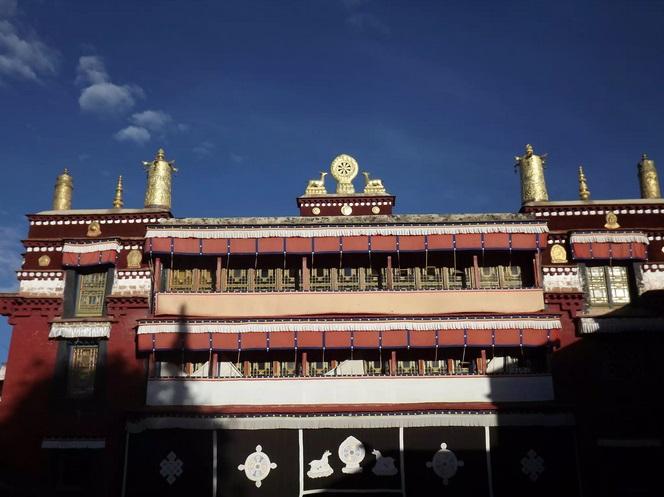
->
[154, 288, 545, 318]
[145, 374, 554, 407]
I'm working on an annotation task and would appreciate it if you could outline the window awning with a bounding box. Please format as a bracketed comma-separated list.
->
[143, 228, 548, 256]
[136, 317, 560, 352]
[49, 321, 111, 338]
[62, 241, 121, 267]
[570, 232, 649, 261]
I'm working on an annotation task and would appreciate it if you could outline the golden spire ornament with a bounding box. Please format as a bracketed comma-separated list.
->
[142, 148, 177, 210]
[514, 144, 549, 204]
[52, 168, 73, 210]
[113, 175, 124, 208]
[578, 166, 590, 200]
[637, 153, 661, 199]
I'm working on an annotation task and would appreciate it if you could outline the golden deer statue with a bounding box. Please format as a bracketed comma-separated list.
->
[362, 172, 387, 194]
[304, 172, 328, 195]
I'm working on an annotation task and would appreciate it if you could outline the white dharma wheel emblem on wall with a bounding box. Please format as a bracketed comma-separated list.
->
[237, 445, 278, 488]
[338, 435, 366, 474]
[426, 442, 464, 485]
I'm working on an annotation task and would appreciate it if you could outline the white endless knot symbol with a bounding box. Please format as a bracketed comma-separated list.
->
[159, 451, 183, 485]
[521, 449, 544, 482]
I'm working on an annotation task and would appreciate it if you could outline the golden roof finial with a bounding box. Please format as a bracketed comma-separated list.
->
[578, 165, 590, 201]
[142, 147, 177, 210]
[638, 153, 661, 199]
[52, 168, 73, 211]
[113, 175, 124, 208]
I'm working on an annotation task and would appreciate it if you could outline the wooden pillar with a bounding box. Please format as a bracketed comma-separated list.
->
[302, 351, 308, 377]
[447, 358, 455, 375]
[209, 351, 218, 378]
[148, 351, 156, 378]
[534, 251, 542, 287]
[153, 257, 162, 293]
[480, 349, 487, 375]
[243, 360, 251, 377]
[418, 359, 425, 376]
[215, 256, 222, 292]
[302, 256, 310, 291]
[386, 256, 393, 290]
[273, 360, 280, 377]
[472, 255, 480, 289]
[390, 350, 397, 376]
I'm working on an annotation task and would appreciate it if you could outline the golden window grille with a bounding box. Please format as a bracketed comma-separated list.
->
[365, 360, 384, 375]
[365, 267, 381, 290]
[169, 268, 195, 292]
[397, 360, 418, 375]
[607, 266, 630, 304]
[392, 268, 416, 289]
[421, 266, 444, 290]
[255, 268, 277, 292]
[227, 268, 249, 292]
[424, 360, 447, 375]
[445, 268, 466, 289]
[280, 361, 297, 377]
[67, 345, 98, 397]
[308, 361, 330, 376]
[499, 265, 522, 288]
[282, 268, 299, 291]
[478, 266, 500, 288]
[75, 272, 107, 317]
[310, 267, 331, 291]
[337, 267, 360, 290]
[250, 361, 272, 377]
[587, 267, 609, 305]
[198, 269, 214, 292]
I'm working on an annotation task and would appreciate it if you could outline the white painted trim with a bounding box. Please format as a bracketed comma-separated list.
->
[399, 426, 406, 497]
[128, 412, 573, 434]
[485, 426, 494, 497]
[570, 233, 649, 244]
[146, 223, 548, 240]
[145, 375, 555, 408]
[41, 439, 105, 449]
[62, 241, 122, 253]
[49, 321, 111, 338]
[137, 317, 561, 335]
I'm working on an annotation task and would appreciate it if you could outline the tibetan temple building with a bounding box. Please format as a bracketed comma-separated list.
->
[0, 146, 663, 497]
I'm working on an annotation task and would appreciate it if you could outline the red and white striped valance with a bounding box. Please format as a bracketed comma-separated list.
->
[62, 241, 121, 267]
[570, 232, 648, 261]
[144, 231, 548, 255]
[136, 317, 561, 351]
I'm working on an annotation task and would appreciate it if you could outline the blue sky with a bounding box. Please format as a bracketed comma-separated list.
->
[1, 0, 663, 361]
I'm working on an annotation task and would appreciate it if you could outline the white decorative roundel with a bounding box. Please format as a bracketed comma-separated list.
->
[426, 442, 464, 485]
[341, 204, 353, 216]
[330, 154, 359, 181]
[339, 435, 365, 474]
[237, 445, 277, 488]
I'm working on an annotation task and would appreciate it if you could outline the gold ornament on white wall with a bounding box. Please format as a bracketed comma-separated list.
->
[549, 244, 568, 264]
[38, 255, 51, 267]
[126, 249, 143, 268]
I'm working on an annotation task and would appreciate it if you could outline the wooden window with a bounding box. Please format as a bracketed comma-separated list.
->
[67, 345, 98, 398]
[308, 361, 330, 376]
[282, 268, 299, 291]
[75, 272, 107, 317]
[421, 266, 444, 290]
[499, 265, 523, 288]
[310, 267, 331, 291]
[424, 360, 447, 375]
[167, 267, 214, 292]
[392, 268, 416, 289]
[586, 266, 630, 306]
[226, 268, 249, 292]
[337, 267, 360, 290]
[250, 361, 272, 377]
[255, 268, 277, 292]
[396, 360, 418, 375]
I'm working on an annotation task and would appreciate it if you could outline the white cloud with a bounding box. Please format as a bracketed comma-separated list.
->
[130, 109, 172, 132]
[0, 19, 59, 82]
[114, 125, 150, 144]
[193, 141, 215, 157]
[76, 55, 109, 85]
[76, 55, 143, 116]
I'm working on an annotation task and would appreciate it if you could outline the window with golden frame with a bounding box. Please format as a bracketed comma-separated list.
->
[67, 344, 98, 397]
[75, 272, 107, 317]
[585, 266, 630, 306]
